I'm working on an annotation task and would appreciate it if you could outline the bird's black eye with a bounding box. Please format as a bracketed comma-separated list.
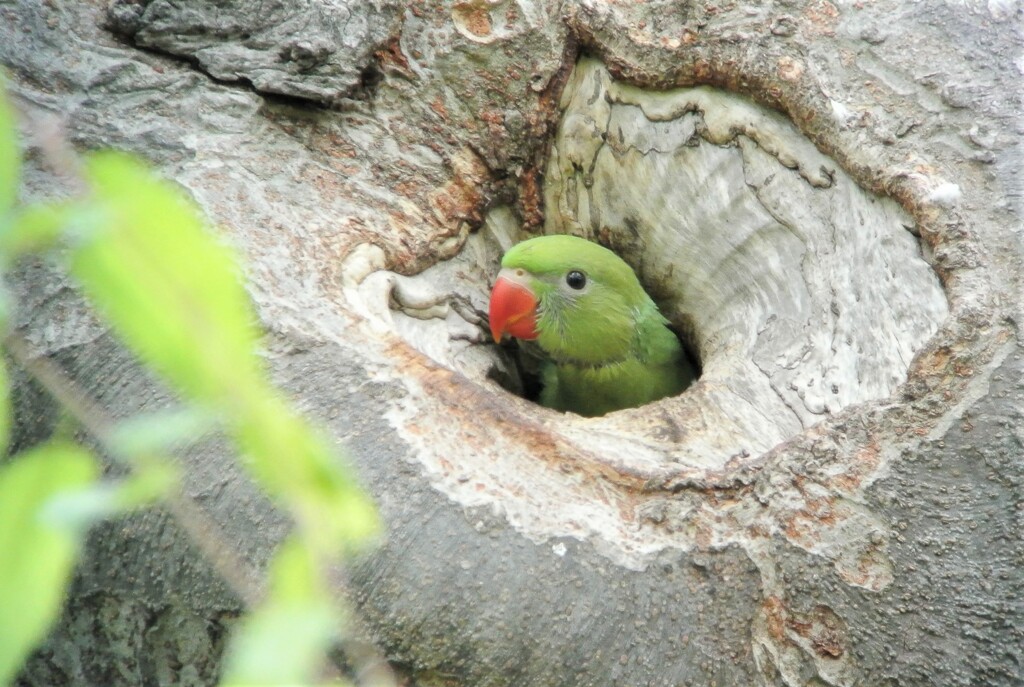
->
[565, 270, 586, 290]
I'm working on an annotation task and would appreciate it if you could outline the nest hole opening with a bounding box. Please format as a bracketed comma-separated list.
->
[484, 283, 704, 412]
[376, 57, 948, 468]
[479, 57, 947, 465]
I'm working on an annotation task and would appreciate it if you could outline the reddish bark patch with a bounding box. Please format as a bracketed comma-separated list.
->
[453, 2, 493, 38]
[519, 166, 544, 229]
[428, 148, 491, 228]
[801, 0, 840, 37]
[374, 36, 414, 79]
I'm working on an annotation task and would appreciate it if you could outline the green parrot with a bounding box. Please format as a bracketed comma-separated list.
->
[488, 234, 695, 416]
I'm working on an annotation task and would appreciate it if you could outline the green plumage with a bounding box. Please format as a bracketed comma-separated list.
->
[501, 235, 695, 416]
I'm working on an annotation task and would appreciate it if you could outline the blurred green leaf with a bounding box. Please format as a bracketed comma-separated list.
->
[72, 151, 380, 553]
[108, 406, 216, 457]
[0, 95, 384, 685]
[109, 459, 179, 510]
[0, 443, 98, 685]
[42, 460, 179, 527]
[0, 356, 9, 455]
[72, 151, 261, 404]
[0, 285, 9, 332]
[221, 537, 346, 687]
[0, 202, 72, 261]
[0, 79, 17, 217]
[236, 396, 381, 554]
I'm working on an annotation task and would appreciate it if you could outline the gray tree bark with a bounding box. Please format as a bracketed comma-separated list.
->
[4, 1, 1022, 686]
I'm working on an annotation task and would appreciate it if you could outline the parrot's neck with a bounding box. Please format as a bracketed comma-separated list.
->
[546, 351, 631, 370]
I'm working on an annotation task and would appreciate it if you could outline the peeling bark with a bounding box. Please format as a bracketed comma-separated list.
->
[4, 1, 1022, 686]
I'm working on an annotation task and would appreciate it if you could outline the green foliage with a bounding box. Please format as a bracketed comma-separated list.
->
[0, 78, 16, 216]
[0, 81, 383, 687]
[222, 537, 345, 686]
[107, 407, 215, 457]
[71, 151, 380, 554]
[0, 358, 9, 455]
[0, 202, 72, 265]
[0, 443, 98, 685]
[72, 151, 262, 403]
[233, 395, 381, 554]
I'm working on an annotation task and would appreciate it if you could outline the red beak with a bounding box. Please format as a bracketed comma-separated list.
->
[489, 274, 539, 342]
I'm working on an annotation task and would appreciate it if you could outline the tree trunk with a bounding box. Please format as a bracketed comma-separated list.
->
[4, 1, 1021, 685]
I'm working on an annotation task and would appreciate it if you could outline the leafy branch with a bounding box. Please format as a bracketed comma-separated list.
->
[0, 77, 393, 687]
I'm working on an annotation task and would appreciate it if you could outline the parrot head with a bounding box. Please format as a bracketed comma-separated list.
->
[488, 235, 651, 367]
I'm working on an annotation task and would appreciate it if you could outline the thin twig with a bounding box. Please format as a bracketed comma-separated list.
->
[11, 110, 399, 687]
[5, 331, 262, 607]
[6, 331, 399, 686]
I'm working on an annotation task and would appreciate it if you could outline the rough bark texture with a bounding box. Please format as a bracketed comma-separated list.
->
[3, 1, 1022, 686]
